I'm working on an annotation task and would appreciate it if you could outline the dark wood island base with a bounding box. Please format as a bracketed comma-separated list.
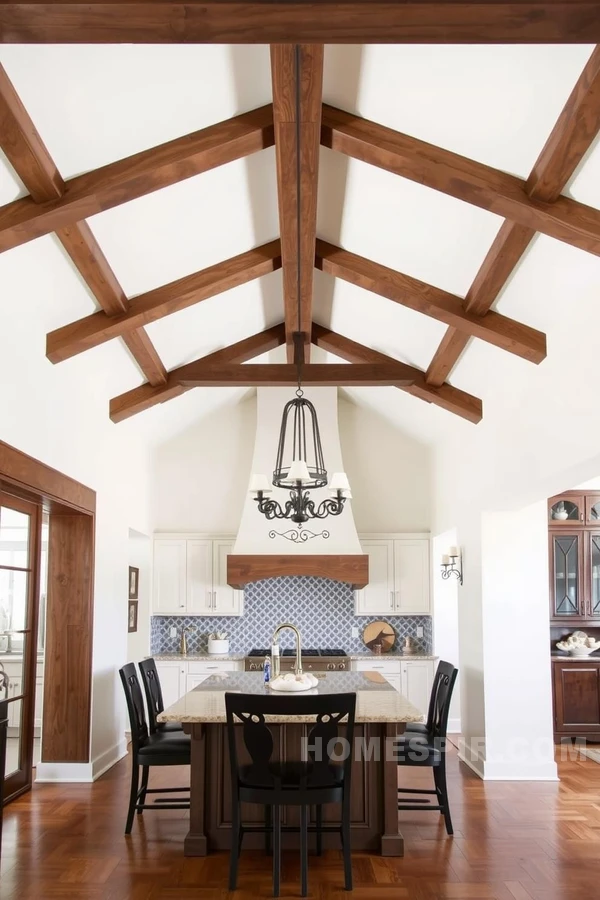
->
[183, 721, 405, 857]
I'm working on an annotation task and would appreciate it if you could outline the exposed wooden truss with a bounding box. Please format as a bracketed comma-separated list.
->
[46, 242, 282, 363]
[1, 43, 599, 427]
[315, 241, 546, 364]
[271, 43, 323, 361]
[0, 104, 274, 252]
[426, 44, 600, 386]
[0, 63, 166, 385]
[1, 2, 600, 44]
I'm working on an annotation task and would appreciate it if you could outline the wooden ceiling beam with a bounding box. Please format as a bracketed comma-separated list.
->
[315, 240, 546, 364]
[110, 324, 287, 422]
[321, 104, 600, 257]
[271, 43, 323, 362]
[311, 323, 482, 424]
[1, 3, 600, 44]
[426, 44, 600, 386]
[0, 104, 274, 254]
[179, 363, 415, 388]
[0, 62, 167, 385]
[46, 241, 282, 363]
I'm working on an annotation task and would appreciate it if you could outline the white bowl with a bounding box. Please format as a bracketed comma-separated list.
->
[207, 639, 230, 655]
[568, 647, 598, 657]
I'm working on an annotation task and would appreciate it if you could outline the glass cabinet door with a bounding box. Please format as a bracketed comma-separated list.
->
[586, 496, 600, 525]
[549, 497, 583, 524]
[552, 533, 583, 617]
[589, 533, 600, 617]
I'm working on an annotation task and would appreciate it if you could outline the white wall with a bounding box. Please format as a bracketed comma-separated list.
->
[152, 393, 256, 533]
[431, 529, 461, 733]
[338, 397, 431, 533]
[0, 238, 152, 782]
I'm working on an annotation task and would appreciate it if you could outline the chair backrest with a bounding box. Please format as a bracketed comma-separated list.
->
[138, 658, 164, 734]
[427, 660, 458, 741]
[225, 691, 356, 791]
[119, 662, 149, 753]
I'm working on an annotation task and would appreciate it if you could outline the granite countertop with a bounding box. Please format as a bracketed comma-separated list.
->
[349, 652, 438, 660]
[152, 653, 246, 662]
[158, 670, 424, 724]
[551, 653, 600, 661]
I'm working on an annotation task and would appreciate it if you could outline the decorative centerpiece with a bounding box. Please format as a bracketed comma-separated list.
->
[208, 632, 229, 654]
[556, 630, 600, 656]
[269, 672, 319, 692]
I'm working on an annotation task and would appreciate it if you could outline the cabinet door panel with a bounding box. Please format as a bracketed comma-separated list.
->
[588, 532, 600, 618]
[400, 661, 433, 718]
[394, 540, 430, 615]
[553, 664, 600, 731]
[355, 541, 394, 616]
[585, 495, 600, 525]
[551, 532, 584, 618]
[187, 541, 213, 615]
[153, 540, 186, 614]
[212, 540, 243, 616]
[156, 663, 184, 708]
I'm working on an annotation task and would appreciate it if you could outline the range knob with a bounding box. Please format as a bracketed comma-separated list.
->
[327, 663, 335, 671]
[338, 662, 346, 670]
[249, 663, 257, 671]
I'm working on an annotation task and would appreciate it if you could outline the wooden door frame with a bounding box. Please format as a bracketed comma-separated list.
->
[0, 490, 42, 802]
[0, 441, 96, 792]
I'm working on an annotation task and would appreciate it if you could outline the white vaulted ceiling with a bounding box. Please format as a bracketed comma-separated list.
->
[0, 43, 599, 448]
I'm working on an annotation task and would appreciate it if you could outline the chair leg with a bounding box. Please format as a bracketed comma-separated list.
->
[125, 759, 140, 834]
[434, 762, 453, 836]
[272, 804, 281, 898]
[137, 766, 149, 814]
[316, 804, 322, 856]
[265, 803, 272, 855]
[341, 792, 352, 891]
[300, 805, 308, 898]
[229, 792, 241, 891]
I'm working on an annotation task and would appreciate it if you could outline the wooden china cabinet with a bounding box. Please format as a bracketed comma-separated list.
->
[549, 491, 600, 741]
[548, 492, 600, 623]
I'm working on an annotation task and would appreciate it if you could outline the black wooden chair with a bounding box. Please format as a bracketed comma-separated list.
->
[119, 663, 191, 834]
[396, 660, 458, 836]
[138, 657, 183, 734]
[225, 691, 356, 897]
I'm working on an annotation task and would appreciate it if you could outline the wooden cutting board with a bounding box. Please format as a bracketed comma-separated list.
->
[362, 620, 396, 653]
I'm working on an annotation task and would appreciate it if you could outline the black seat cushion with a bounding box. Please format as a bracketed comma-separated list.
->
[138, 730, 191, 760]
[403, 722, 429, 735]
[395, 734, 442, 766]
[239, 761, 344, 790]
[158, 721, 184, 734]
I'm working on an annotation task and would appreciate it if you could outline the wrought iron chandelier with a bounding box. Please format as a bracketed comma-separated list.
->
[248, 45, 351, 539]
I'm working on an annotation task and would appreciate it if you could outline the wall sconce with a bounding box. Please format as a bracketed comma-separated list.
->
[441, 546, 463, 585]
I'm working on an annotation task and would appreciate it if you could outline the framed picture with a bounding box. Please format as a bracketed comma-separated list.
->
[128, 600, 138, 633]
[128, 565, 139, 600]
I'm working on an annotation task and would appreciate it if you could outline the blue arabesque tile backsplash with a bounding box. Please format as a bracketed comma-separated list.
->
[151, 575, 432, 654]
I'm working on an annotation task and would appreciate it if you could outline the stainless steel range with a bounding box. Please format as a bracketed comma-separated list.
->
[245, 648, 348, 673]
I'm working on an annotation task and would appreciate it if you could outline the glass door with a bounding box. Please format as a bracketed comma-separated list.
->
[551, 532, 584, 618]
[589, 532, 600, 618]
[0, 491, 42, 801]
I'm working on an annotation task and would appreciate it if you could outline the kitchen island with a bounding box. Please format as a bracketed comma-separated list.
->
[158, 670, 423, 857]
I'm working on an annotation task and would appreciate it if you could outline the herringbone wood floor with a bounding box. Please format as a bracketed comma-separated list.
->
[1, 742, 599, 899]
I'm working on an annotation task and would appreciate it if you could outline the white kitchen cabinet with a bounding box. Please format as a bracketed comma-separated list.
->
[155, 661, 186, 709]
[212, 540, 243, 616]
[187, 540, 213, 615]
[355, 535, 431, 616]
[7, 674, 22, 727]
[400, 659, 435, 718]
[394, 540, 430, 615]
[153, 540, 187, 614]
[152, 535, 243, 616]
[354, 541, 395, 616]
[352, 657, 402, 691]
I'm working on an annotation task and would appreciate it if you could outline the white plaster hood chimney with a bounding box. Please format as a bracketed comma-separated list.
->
[228, 387, 367, 588]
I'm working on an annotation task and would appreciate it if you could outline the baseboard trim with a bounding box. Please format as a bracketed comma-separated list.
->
[458, 747, 485, 780]
[36, 741, 128, 784]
